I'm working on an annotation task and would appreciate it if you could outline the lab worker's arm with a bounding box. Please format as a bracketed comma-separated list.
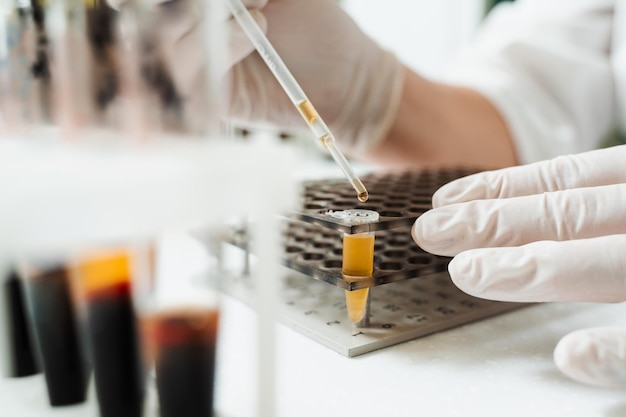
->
[368, 0, 616, 167]
[226, 0, 517, 170]
[441, 0, 615, 164]
[359, 68, 518, 169]
[226, 0, 614, 168]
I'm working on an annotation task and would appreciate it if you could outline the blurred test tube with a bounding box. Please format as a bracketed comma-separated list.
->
[74, 248, 145, 417]
[19, 258, 90, 406]
[43, 0, 226, 143]
[135, 233, 221, 417]
[0, 267, 40, 379]
[338, 210, 379, 327]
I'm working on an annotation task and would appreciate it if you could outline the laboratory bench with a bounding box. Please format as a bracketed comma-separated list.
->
[219, 296, 626, 417]
[2, 139, 625, 417]
[2, 294, 626, 417]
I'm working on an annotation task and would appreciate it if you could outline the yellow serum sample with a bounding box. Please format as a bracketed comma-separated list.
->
[344, 285, 369, 323]
[342, 232, 375, 323]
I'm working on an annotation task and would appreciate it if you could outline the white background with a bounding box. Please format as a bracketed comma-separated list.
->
[342, 0, 486, 78]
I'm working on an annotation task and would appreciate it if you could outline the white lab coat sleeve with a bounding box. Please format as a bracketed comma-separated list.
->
[443, 0, 615, 164]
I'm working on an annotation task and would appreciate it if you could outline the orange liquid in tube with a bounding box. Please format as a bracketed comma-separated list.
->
[343, 233, 375, 323]
[76, 249, 144, 417]
[336, 210, 379, 325]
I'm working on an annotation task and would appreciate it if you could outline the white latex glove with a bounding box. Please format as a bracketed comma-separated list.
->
[412, 145, 626, 388]
[108, 0, 403, 151]
[227, 0, 405, 153]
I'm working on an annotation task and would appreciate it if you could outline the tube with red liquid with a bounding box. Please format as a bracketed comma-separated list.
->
[149, 309, 220, 417]
[77, 250, 145, 417]
[136, 233, 222, 417]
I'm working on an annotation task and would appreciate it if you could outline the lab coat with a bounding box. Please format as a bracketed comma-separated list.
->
[445, 0, 624, 164]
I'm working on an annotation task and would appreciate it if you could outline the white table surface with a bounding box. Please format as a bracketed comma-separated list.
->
[4, 294, 625, 417]
[217, 296, 626, 417]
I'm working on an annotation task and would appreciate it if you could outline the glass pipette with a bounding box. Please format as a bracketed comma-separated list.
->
[226, 0, 369, 202]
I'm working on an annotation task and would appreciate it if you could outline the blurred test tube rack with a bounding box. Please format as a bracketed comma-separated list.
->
[224, 168, 528, 357]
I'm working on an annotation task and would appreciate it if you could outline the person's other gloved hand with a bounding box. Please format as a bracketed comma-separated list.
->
[227, 0, 404, 153]
[412, 145, 626, 388]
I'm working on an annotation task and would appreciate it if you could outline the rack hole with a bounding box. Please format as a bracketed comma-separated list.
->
[323, 260, 342, 269]
[383, 250, 408, 259]
[312, 241, 333, 249]
[388, 239, 410, 247]
[378, 261, 403, 271]
[300, 252, 324, 261]
[378, 211, 403, 217]
[285, 246, 303, 254]
[408, 256, 433, 265]
[304, 203, 326, 210]
[384, 202, 408, 209]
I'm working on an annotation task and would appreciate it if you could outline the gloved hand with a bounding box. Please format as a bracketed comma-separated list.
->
[227, 0, 405, 153]
[109, 0, 403, 151]
[412, 144, 626, 388]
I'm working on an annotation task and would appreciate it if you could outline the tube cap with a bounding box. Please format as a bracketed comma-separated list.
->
[328, 209, 379, 224]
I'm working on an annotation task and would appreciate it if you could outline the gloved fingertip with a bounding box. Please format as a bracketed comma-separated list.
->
[431, 185, 456, 208]
[447, 253, 477, 293]
[410, 217, 426, 247]
[431, 178, 473, 208]
[553, 332, 577, 371]
[411, 210, 457, 257]
[432, 173, 490, 207]
[553, 328, 626, 388]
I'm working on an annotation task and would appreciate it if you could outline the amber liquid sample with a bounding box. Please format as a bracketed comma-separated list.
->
[298, 99, 369, 203]
[297, 99, 319, 125]
[149, 309, 220, 417]
[342, 233, 375, 323]
[23, 265, 89, 406]
[79, 251, 144, 417]
[344, 283, 370, 323]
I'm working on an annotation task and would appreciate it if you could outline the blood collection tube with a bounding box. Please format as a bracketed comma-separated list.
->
[2, 269, 40, 378]
[339, 210, 379, 326]
[77, 250, 145, 417]
[136, 233, 221, 417]
[148, 308, 220, 417]
[20, 263, 89, 406]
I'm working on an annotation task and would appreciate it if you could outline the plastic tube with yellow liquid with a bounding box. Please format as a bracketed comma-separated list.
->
[333, 210, 379, 326]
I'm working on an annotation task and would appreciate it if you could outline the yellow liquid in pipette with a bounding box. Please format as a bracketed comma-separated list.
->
[297, 100, 319, 124]
[297, 100, 369, 203]
[343, 233, 375, 323]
